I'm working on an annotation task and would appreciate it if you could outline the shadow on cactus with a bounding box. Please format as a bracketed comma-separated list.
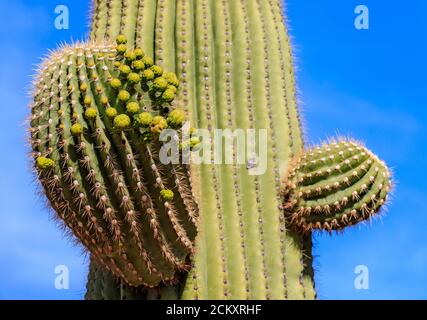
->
[29, 0, 392, 300]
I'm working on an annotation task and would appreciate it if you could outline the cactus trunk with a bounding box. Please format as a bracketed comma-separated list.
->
[88, 0, 313, 300]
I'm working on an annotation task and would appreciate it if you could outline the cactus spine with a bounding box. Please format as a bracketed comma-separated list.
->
[29, 0, 392, 300]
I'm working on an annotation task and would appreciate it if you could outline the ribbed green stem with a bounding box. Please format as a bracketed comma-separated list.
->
[212, 0, 247, 299]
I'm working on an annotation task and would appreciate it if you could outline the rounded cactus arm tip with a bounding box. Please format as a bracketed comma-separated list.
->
[282, 139, 392, 233]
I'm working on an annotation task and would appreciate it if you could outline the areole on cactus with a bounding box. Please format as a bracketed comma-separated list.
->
[29, 0, 392, 300]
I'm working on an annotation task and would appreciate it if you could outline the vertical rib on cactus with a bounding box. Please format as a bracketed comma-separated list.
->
[89, 0, 311, 299]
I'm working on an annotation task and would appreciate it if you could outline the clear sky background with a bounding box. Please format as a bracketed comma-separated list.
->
[0, 0, 426, 299]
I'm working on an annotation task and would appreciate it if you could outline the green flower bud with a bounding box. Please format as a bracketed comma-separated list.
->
[163, 72, 180, 87]
[36, 157, 55, 170]
[150, 116, 168, 134]
[152, 77, 168, 92]
[167, 85, 177, 93]
[167, 109, 186, 128]
[110, 78, 122, 89]
[119, 64, 132, 75]
[150, 65, 163, 77]
[134, 48, 144, 59]
[118, 90, 130, 102]
[127, 72, 141, 84]
[85, 107, 98, 120]
[116, 35, 127, 44]
[190, 137, 201, 150]
[161, 89, 176, 103]
[141, 131, 152, 144]
[126, 102, 140, 114]
[106, 107, 118, 119]
[124, 50, 137, 62]
[135, 112, 153, 128]
[142, 69, 155, 81]
[132, 60, 145, 71]
[84, 96, 92, 106]
[160, 189, 174, 201]
[113, 114, 131, 131]
[142, 56, 154, 67]
[71, 123, 83, 136]
[116, 44, 127, 54]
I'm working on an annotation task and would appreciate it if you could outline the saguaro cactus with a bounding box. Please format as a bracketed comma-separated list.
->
[29, 0, 392, 300]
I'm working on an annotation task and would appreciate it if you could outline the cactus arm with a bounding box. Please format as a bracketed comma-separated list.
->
[90, 0, 312, 300]
[282, 140, 392, 233]
[88, 52, 194, 272]
[30, 40, 199, 287]
[72, 50, 176, 285]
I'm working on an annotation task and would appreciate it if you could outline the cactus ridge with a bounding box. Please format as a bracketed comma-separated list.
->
[30, 40, 199, 287]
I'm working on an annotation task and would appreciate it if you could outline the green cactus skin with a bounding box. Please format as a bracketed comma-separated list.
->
[29, 0, 393, 300]
[30, 42, 199, 287]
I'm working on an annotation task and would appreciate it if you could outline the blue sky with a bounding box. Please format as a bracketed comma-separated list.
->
[0, 0, 426, 299]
